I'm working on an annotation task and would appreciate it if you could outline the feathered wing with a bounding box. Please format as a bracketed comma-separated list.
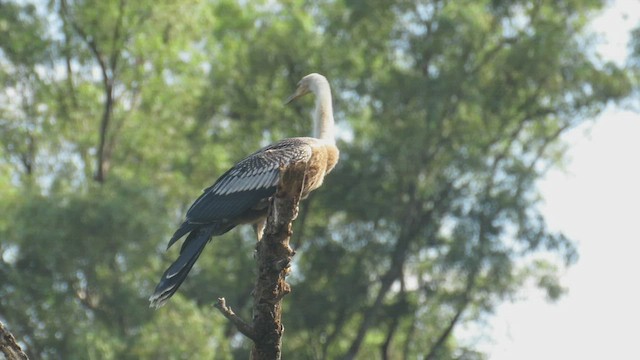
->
[150, 139, 314, 308]
[166, 139, 314, 248]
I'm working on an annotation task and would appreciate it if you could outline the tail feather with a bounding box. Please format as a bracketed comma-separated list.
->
[166, 221, 197, 250]
[149, 225, 215, 308]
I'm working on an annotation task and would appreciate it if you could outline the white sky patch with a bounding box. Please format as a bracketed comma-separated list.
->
[483, 1, 640, 359]
[588, 1, 637, 66]
[485, 110, 640, 360]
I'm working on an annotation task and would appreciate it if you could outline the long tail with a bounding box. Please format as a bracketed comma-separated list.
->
[149, 225, 217, 308]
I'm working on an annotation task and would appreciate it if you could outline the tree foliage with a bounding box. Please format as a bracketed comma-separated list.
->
[0, 0, 632, 359]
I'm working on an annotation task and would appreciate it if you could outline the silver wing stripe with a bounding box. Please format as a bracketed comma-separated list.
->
[200, 142, 314, 197]
[247, 174, 262, 191]
[256, 173, 270, 189]
[213, 171, 278, 195]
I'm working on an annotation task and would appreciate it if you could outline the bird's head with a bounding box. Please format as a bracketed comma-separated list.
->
[285, 73, 328, 104]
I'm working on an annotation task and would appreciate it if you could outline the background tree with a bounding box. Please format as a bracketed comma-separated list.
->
[0, 0, 632, 359]
[630, 21, 640, 109]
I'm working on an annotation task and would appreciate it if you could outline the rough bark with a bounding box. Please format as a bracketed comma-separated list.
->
[0, 321, 28, 360]
[215, 161, 306, 360]
[250, 161, 305, 360]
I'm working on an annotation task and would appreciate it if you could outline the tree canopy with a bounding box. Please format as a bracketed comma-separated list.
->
[0, 0, 633, 359]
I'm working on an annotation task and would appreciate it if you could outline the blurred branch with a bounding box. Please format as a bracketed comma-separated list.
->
[425, 139, 509, 359]
[344, 182, 453, 359]
[109, 0, 126, 72]
[401, 312, 418, 360]
[342, 216, 414, 360]
[0, 321, 29, 360]
[380, 284, 406, 360]
[59, 0, 121, 183]
[320, 299, 348, 358]
[423, 275, 476, 360]
[381, 315, 400, 360]
[59, 0, 109, 88]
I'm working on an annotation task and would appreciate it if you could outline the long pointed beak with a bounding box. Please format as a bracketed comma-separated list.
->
[285, 85, 309, 105]
[284, 90, 301, 105]
[284, 92, 298, 105]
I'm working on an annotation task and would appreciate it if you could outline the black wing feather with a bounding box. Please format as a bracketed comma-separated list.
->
[179, 138, 313, 227]
[152, 138, 317, 307]
[149, 225, 216, 308]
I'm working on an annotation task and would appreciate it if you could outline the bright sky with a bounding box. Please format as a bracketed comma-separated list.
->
[484, 1, 640, 359]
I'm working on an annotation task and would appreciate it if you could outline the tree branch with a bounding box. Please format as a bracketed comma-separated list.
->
[423, 297, 469, 360]
[0, 321, 29, 360]
[380, 307, 401, 360]
[343, 206, 421, 360]
[215, 161, 306, 360]
[214, 297, 256, 341]
[59, 0, 116, 183]
[250, 161, 306, 360]
[342, 180, 456, 360]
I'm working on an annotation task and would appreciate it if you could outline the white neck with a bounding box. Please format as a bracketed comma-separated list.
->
[311, 80, 335, 143]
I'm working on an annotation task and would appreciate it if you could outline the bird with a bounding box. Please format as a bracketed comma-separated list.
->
[149, 73, 339, 308]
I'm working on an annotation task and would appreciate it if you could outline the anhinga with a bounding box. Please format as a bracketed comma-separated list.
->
[149, 73, 339, 308]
